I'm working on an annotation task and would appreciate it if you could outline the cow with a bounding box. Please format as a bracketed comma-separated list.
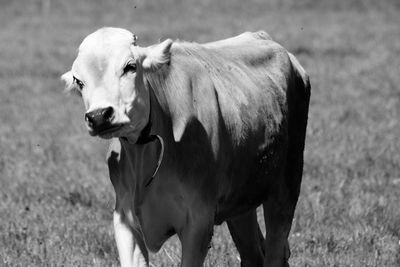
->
[61, 27, 310, 267]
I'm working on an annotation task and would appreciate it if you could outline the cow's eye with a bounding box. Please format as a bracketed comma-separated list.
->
[123, 62, 137, 74]
[73, 76, 84, 90]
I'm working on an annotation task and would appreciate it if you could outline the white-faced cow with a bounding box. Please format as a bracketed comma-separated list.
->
[62, 27, 310, 267]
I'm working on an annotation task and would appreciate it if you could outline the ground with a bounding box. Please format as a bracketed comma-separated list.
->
[0, 0, 399, 266]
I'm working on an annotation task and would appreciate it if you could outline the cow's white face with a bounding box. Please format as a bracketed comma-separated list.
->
[61, 27, 172, 142]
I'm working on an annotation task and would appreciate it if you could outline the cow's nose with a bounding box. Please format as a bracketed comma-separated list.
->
[85, 107, 114, 131]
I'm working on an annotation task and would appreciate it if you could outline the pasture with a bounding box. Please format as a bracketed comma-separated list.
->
[0, 0, 399, 266]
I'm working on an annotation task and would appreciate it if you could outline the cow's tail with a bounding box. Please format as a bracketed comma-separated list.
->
[285, 52, 311, 203]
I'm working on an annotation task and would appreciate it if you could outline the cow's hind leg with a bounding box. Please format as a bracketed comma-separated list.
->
[263, 149, 304, 267]
[227, 209, 265, 267]
[262, 191, 296, 267]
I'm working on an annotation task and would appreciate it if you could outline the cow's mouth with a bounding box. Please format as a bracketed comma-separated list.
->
[90, 124, 123, 137]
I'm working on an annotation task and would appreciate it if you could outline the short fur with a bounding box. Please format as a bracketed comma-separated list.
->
[108, 31, 310, 267]
[63, 28, 311, 267]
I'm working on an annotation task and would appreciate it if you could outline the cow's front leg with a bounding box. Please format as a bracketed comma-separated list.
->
[178, 212, 214, 267]
[113, 211, 148, 267]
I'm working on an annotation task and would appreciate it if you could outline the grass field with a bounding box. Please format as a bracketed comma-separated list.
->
[0, 0, 399, 266]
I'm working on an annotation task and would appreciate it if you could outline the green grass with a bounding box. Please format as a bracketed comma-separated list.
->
[0, 0, 399, 266]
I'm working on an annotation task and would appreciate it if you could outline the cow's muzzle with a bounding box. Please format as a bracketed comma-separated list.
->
[85, 107, 119, 136]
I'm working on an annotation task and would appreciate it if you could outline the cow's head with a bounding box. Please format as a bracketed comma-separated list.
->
[61, 27, 172, 142]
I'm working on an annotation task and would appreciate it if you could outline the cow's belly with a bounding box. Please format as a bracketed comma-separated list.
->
[214, 132, 287, 224]
[214, 178, 272, 224]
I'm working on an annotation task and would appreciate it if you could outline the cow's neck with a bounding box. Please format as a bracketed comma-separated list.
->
[145, 82, 176, 151]
[119, 83, 176, 196]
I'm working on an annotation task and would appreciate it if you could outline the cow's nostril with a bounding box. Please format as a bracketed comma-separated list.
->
[85, 112, 95, 125]
[102, 106, 114, 121]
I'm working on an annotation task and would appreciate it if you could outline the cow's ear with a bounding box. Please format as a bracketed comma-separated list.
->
[142, 39, 173, 71]
[61, 71, 75, 93]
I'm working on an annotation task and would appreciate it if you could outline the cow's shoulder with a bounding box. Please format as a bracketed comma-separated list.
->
[151, 33, 292, 145]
